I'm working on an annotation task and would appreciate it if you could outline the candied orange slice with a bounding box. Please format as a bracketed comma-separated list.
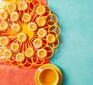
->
[3, 49, 12, 59]
[46, 34, 56, 43]
[7, 2, 16, 12]
[0, 11, 8, 20]
[33, 39, 43, 48]
[37, 28, 47, 37]
[22, 13, 31, 22]
[28, 22, 37, 32]
[37, 48, 47, 58]
[11, 24, 21, 33]
[17, 33, 27, 43]
[18, 1, 28, 11]
[0, 36, 9, 46]
[10, 12, 19, 21]
[36, 5, 46, 15]
[16, 53, 25, 62]
[25, 47, 34, 58]
[11, 43, 19, 52]
[0, 21, 8, 31]
[37, 17, 46, 26]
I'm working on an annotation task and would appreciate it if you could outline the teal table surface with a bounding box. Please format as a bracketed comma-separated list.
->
[48, 0, 93, 85]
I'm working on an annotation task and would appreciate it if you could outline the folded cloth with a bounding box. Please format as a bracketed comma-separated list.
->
[0, 60, 49, 85]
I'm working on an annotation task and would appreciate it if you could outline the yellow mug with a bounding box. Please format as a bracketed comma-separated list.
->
[38, 67, 59, 85]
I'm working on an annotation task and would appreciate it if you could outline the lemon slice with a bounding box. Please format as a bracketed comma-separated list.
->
[3, 49, 12, 59]
[25, 47, 34, 58]
[33, 39, 43, 48]
[18, 1, 28, 11]
[46, 34, 56, 43]
[23, 13, 31, 22]
[17, 33, 27, 43]
[0, 21, 8, 31]
[10, 12, 19, 22]
[7, 2, 16, 12]
[0, 11, 8, 20]
[37, 48, 47, 58]
[16, 53, 25, 62]
[37, 17, 46, 26]
[36, 5, 46, 15]
[37, 28, 47, 38]
[0, 36, 9, 46]
[11, 43, 19, 52]
[28, 22, 37, 32]
[11, 24, 21, 33]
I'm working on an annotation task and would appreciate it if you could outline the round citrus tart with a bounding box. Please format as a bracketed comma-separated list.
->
[33, 39, 43, 48]
[37, 17, 46, 26]
[16, 53, 25, 62]
[18, 1, 28, 11]
[10, 12, 19, 22]
[28, 22, 37, 32]
[11, 43, 19, 52]
[3, 49, 12, 59]
[0, 11, 8, 20]
[37, 28, 47, 38]
[46, 34, 56, 43]
[37, 48, 47, 58]
[22, 13, 31, 22]
[17, 33, 28, 43]
[0, 36, 9, 46]
[0, 21, 8, 31]
[25, 47, 34, 58]
[36, 5, 46, 15]
[11, 23, 21, 33]
[7, 2, 16, 12]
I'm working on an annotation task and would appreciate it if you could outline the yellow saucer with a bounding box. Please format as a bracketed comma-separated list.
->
[35, 64, 63, 85]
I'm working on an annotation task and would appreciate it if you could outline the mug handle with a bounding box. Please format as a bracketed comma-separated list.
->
[38, 67, 43, 72]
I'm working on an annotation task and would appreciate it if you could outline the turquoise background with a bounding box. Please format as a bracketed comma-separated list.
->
[48, 0, 93, 85]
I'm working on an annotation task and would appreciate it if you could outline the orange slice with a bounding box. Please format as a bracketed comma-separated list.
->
[22, 13, 31, 22]
[28, 22, 37, 32]
[17, 33, 27, 43]
[37, 17, 46, 26]
[16, 53, 25, 62]
[36, 5, 46, 15]
[25, 47, 34, 58]
[37, 28, 47, 38]
[18, 1, 28, 11]
[11, 24, 21, 33]
[0, 36, 9, 46]
[37, 48, 47, 58]
[0, 11, 8, 20]
[3, 49, 12, 59]
[10, 12, 19, 21]
[46, 34, 56, 43]
[0, 21, 8, 31]
[33, 39, 43, 48]
[11, 43, 19, 52]
[7, 2, 16, 12]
